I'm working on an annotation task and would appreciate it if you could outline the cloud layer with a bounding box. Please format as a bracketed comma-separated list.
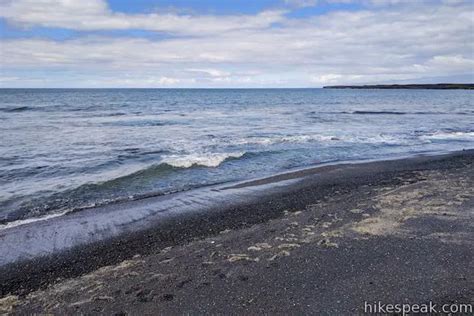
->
[1, 0, 286, 35]
[0, 0, 473, 87]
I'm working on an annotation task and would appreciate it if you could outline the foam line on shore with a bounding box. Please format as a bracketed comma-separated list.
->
[0, 175, 298, 267]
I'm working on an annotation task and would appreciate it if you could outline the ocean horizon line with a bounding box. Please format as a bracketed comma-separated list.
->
[1, 83, 473, 90]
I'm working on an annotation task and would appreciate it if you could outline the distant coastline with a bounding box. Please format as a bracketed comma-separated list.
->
[323, 83, 474, 90]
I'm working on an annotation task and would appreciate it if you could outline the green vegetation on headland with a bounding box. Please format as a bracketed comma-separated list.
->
[323, 83, 474, 90]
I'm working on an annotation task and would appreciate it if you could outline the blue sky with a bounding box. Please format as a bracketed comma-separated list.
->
[0, 0, 473, 87]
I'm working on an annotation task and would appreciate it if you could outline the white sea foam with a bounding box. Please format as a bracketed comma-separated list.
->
[161, 152, 246, 168]
[420, 131, 474, 141]
[350, 134, 410, 145]
[235, 134, 340, 146]
[0, 209, 72, 231]
[280, 135, 338, 143]
[235, 134, 410, 146]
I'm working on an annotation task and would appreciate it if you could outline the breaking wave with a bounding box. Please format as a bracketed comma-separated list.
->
[419, 131, 474, 141]
[160, 152, 247, 168]
[235, 134, 413, 146]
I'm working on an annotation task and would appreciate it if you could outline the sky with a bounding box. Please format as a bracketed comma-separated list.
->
[0, 0, 473, 88]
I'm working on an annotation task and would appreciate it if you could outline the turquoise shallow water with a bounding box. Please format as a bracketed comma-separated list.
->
[1, 88, 473, 223]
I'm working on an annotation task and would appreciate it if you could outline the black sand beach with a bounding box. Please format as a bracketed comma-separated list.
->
[1, 150, 473, 314]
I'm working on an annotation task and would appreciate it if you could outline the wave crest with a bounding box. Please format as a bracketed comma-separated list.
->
[420, 131, 474, 141]
[161, 152, 246, 168]
[0, 106, 34, 112]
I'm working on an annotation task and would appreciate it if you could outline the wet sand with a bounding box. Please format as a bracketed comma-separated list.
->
[1, 150, 473, 314]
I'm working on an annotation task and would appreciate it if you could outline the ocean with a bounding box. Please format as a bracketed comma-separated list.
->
[1, 88, 473, 226]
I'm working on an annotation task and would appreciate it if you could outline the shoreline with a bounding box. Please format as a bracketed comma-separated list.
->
[1, 149, 473, 312]
[0, 149, 464, 231]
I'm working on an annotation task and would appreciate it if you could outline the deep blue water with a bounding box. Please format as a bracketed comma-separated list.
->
[1, 88, 473, 225]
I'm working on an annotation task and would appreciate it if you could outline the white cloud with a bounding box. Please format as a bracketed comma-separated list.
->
[284, 0, 319, 8]
[0, 0, 286, 35]
[0, 0, 473, 87]
[186, 68, 231, 77]
[427, 55, 474, 70]
[284, 0, 417, 7]
[310, 74, 343, 84]
[0, 76, 21, 82]
[155, 76, 180, 85]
